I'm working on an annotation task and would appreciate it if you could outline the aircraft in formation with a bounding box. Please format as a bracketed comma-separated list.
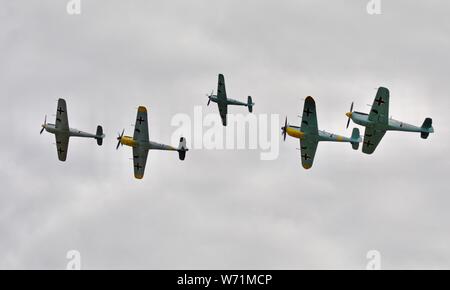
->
[40, 76, 434, 177]
[115, 106, 189, 179]
[206, 74, 254, 126]
[40, 98, 105, 161]
[281, 96, 361, 169]
[345, 87, 434, 154]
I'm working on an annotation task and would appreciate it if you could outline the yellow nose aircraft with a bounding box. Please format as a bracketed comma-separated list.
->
[282, 96, 361, 169]
[116, 106, 188, 179]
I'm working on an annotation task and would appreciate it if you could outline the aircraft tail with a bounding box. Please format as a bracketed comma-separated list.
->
[420, 118, 433, 139]
[247, 96, 254, 113]
[350, 127, 361, 150]
[177, 137, 188, 160]
[96, 125, 104, 146]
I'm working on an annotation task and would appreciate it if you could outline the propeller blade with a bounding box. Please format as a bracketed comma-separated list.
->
[281, 117, 288, 141]
[284, 117, 288, 141]
[207, 98, 211, 106]
[40, 115, 47, 134]
[346, 102, 354, 129]
[116, 129, 125, 149]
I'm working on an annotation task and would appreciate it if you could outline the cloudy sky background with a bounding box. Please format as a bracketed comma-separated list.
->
[1, 0, 449, 269]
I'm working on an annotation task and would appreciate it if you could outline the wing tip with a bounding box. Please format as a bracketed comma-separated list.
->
[362, 148, 374, 155]
[138, 106, 147, 113]
[305, 96, 315, 102]
[134, 174, 144, 179]
[378, 86, 390, 94]
[302, 164, 312, 170]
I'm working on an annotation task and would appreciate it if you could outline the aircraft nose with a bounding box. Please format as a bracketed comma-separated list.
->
[346, 112, 353, 118]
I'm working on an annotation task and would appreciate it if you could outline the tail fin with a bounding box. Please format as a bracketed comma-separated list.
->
[177, 137, 188, 160]
[421, 118, 433, 139]
[350, 127, 361, 150]
[247, 96, 254, 113]
[96, 125, 104, 146]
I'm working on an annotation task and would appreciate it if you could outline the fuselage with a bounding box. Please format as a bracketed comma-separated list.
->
[286, 126, 356, 143]
[43, 123, 99, 138]
[208, 95, 247, 107]
[348, 112, 433, 133]
[119, 135, 177, 151]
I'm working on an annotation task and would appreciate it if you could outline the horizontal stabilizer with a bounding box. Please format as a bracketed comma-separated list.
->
[178, 137, 188, 160]
[350, 127, 361, 150]
[421, 118, 433, 139]
[247, 96, 254, 113]
[96, 125, 104, 146]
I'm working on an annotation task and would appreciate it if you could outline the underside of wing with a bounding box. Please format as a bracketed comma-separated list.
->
[368, 87, 390, 124]
[362, 126, 386, 154]
[300, 96, 319, 135]
[55, 98, 69, 130]
[218, 102, 227, 126]
[217, 74, 227, 100]
[133, 106, 149, 142]
[299, 139, 318, 169]
[55, 133, 69, 161]
[132, 147, 149, 179]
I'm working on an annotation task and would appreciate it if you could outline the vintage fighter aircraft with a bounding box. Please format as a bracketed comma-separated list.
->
[116, 106, 188, 179]
[282, 96, 362, 169]
[206, 74, 255, 126]
[345, 87, 434, 154]
[40, 98, 105, 161]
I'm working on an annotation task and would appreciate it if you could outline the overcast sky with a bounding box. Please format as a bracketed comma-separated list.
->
[1, 0, 450, 269]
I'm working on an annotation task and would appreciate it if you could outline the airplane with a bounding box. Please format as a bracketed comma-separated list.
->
[116, 106, 188, 179]
[40, 98, 105, 161]
[281, 96, 362, 169]
[206, 74, 255, 126]
[345, 87, 434, 154]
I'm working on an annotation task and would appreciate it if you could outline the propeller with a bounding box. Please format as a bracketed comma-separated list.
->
[346, 102, 354, 129]
[281, 117, 288, 141]
[40, 115, 47, 134]
[116, 129, 124, 150]
[207, 89, 213, 106]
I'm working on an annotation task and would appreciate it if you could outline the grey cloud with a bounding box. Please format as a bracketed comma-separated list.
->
[0, 0, 449, 269]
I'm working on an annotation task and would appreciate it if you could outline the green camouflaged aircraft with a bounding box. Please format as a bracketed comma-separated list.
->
[345, 87, 434, 154]
[282, 96, 362, 169]
[207, 74, 254, 126]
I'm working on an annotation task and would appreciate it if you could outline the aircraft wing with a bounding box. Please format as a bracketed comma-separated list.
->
[217, 74, 227, 100]
[55, 133, 69, 161]
[368, 87, 389, 124]
[133, 147, 148, 179]
[55, 98, 69, 130]
[133, 106, 149, 142]
[299, 139, 318, 169]
[218, 102, 228, 126]
[300, 96, 319, 135]
[362, 126, 386, 154]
